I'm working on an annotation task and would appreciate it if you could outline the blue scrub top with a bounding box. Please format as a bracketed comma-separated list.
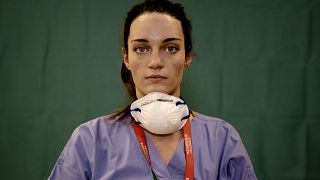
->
[49, 113, 257, 180]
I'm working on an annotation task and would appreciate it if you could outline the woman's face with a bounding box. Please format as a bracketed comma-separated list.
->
[123, 12, 192, 99]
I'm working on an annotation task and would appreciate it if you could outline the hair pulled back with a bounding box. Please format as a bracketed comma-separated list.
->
[114, 0, 193, 119]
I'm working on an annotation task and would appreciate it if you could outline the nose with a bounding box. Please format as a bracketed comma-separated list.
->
[148, 50, 164, 69]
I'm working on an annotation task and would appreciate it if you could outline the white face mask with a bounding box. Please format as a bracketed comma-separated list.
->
[130, 92, 190, 134]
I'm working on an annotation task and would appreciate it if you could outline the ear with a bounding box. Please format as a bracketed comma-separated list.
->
[185, 53, 192, 68]
[122, 48, 130, 70]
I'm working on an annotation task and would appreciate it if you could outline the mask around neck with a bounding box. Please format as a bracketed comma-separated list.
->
[130, 92, 190, 134]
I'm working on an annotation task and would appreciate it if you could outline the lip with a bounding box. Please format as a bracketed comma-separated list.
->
[146, 74, 167, 82]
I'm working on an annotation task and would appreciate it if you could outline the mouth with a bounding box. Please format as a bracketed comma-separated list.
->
[146, 74, 167, 81]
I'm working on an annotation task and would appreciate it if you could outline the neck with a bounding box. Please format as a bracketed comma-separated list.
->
[146, 130, 183, 165]
[146, 130, 183, 141]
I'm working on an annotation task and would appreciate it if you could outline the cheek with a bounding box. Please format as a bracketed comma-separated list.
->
[129, 63, 139, 78]
[127, 54, 138, 71]
[127, 57, 144, 80]
[172, 60, 185, 75]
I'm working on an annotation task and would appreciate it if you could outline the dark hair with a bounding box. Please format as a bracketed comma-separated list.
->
[112, 0, 193, 119]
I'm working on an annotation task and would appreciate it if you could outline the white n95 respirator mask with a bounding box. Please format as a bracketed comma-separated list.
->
[130, 92, 190, 134]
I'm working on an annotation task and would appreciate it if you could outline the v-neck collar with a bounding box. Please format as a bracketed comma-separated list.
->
[145, 132, 186, 179]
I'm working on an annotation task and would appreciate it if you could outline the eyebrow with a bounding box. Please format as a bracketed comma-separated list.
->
[130, 38, 182, 43]
[164, 38, 181, 42]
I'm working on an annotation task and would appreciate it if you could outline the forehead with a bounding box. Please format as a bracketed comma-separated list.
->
[128, 12, 184, 42]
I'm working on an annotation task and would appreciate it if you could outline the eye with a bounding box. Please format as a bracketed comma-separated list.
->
[134, 47, 149, 54]
[165, 45, 179, 54]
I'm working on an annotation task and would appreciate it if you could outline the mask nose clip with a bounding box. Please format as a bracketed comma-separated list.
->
[157, 99, 173, 102]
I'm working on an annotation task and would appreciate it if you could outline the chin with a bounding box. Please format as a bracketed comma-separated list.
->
[144, 88, 170, 95]
[146, 87, 179, 96]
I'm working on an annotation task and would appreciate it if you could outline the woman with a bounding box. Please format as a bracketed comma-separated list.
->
[49, 0, 257, 179]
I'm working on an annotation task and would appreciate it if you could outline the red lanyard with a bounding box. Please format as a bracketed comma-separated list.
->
[132, 115, 194, 180]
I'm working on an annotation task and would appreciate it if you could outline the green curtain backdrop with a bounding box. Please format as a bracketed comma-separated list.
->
[0, 0, 319, 179]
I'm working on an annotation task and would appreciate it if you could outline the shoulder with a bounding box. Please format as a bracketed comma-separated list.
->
[191, 112, 245, 154]
[49, 115, 134, 179]
[192, 112, 239, 136]
[78, 114, 130, 128]
[55, 114, 132, 165]
[192, 112, 257, 179]
[71, 114, 132, 142]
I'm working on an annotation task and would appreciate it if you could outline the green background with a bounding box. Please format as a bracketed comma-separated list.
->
[0, 0, 319, 179]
